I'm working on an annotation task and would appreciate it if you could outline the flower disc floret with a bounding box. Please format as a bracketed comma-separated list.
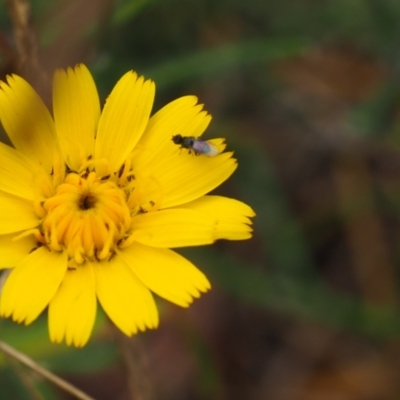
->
[41, 170, 132, 264]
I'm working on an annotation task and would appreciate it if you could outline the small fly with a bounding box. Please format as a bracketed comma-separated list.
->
[172, 134, 219, 156]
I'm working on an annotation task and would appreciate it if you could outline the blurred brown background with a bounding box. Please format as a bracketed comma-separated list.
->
[1, 0, 400, 399]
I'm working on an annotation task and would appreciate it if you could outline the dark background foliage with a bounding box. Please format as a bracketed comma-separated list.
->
[1, 0, 400, 399]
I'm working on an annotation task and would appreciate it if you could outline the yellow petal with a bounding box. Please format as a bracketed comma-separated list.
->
[53, 64, 100, 171]
[130, 208, 216, 247]
[0, 192, 39, 234]
[182, 196, 255, 240]
[95, 71, 155, 173]
[0, 142, 40, 200]
[0, 232, 37, 269]
[95, 256, 158, 336]
[207, 138, 227, 153]
[120, 242, 210, 307]
[131, 95, 236, 207]
[0, 75, 58, 172]
[133, 96, 210, 169]
[0, 247, 68, 324]
[156, 151, 237, 208]
[48, 264, 96, 347]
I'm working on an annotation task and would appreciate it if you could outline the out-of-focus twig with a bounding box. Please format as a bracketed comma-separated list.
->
[5, 0, 39, 70]
[4, 0, 47, 89]
[0, 341, 95, 400]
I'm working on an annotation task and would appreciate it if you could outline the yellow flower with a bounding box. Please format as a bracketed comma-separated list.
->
[0, 64, 254, 347]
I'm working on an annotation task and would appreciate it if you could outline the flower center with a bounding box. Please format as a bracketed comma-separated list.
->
[78, 193, 97, 210]
[39, 170, 132, 264]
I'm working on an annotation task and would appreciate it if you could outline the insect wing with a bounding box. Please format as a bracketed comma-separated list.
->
[192, 140, 219, 156]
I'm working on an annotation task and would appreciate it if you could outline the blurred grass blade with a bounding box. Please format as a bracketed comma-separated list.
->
[145, 37, 310, 89]
[0, 366, 41, 400]
[112, 0, 162, 26]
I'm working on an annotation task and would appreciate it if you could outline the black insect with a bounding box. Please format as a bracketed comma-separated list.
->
[172, 134, 219, 156]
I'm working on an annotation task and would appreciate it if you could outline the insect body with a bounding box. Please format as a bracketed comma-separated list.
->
[172, 134, 219, 156]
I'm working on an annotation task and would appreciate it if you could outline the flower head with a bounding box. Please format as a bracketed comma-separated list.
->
[0, 65, 254, 347]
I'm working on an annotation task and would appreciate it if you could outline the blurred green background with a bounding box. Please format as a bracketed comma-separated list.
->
[1, 0, 400, 399]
